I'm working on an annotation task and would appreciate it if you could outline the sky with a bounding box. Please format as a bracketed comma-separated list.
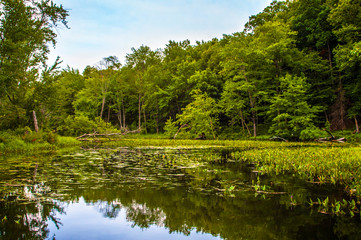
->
[48, 0, 273, 71]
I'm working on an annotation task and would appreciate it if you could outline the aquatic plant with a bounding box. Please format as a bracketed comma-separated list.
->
[232, 144, 361, 199]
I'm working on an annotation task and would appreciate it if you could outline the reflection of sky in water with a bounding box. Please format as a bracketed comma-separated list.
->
[48, 197, 221, 240]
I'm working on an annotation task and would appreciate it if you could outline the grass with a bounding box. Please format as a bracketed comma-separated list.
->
[0, 131, 81, 155]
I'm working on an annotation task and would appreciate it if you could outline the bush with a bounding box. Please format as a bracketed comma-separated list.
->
[5, 139, 27, 151]
[175, 90, 219, 139]
[58, 115, 97, 136]
[0, 131, 16, 143]
[57, 136, 80, 147]
[44, 131, 58, 144]
[299, 127, 325, 141]
[14, 126, 31, 136]
[218, 126, 250, 140]
[164, 117, 178, 139]
[347, 133, 361, 142]
[22, 130, 45, 143]
[94, 117, 118, 133]
[58, 115, 119, 136]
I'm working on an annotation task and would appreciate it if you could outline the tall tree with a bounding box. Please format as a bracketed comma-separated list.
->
[96, 56, 121, 119]
[221, 33, 261, 137]
[0, 0, 68, 129]
[125, 45, 161, 130]
[328, 0, 361, 130]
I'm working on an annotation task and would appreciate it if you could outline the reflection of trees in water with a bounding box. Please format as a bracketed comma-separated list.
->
[94, 200, 122, 218]
[126, 201, 166, 229]
[0, 184, 65, 240]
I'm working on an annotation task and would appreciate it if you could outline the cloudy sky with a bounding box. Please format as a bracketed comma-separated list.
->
[48, 0, 272, 71]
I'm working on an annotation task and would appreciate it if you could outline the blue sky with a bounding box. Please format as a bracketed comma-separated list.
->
[48, 0, 272, 71]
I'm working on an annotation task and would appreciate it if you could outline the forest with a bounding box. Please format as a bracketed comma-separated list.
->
[1, 0, 361, 141]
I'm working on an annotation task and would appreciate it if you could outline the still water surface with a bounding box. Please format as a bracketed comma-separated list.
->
[1, 147, 360, 239]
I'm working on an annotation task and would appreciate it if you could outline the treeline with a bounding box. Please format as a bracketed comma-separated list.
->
[1, 0, 361, 140]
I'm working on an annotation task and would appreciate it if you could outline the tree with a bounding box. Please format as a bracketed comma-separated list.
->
[328, 0, 361, 130]
[158, 40, 196, 117]
[267, 74, 321, 139]
[0, 0, 68, 129]
[174, 90, 219, 139]
[220, 33, 263, 137]
[244, 0, 289, 33]
[96, 56, 121, 119]
[125, 45, 161, 130]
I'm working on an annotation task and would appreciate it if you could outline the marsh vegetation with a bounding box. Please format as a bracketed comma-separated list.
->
[1, 140, 361, 239]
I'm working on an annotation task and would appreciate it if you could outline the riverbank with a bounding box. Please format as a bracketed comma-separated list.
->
[0, 130, 80, 154]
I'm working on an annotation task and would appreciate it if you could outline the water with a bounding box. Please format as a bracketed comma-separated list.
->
[1, 148, 360, 239]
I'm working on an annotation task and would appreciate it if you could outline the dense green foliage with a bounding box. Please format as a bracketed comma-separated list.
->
[1, 0, 361, 140]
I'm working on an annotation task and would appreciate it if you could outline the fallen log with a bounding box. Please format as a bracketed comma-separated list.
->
[77, 128, 142, 140]
[269, 136, 288, 142]
[317, 129, 346, 143]
[317, 137, 346, 143]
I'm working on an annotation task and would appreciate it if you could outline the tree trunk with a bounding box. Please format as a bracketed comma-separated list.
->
[117, 110, 122, 129]
[33, 111, 39, 132]
[138, 94, 142, 130]
[143, 102, 147, 134]
[156, 99, 159, 134]
[100, 96, 106, 118]
[122, 99, 126, 129]
[251, 111, 257, 138]
[174, 124, 189, 139]
[107, 100, 111, 123]
[209, 117, 216, 139]
[325, 111, 329, 123]
[240, 109, 251, 135]
[355, 117, 360, 133]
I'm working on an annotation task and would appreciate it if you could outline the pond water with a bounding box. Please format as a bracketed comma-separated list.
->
[1, 147, 360, 239]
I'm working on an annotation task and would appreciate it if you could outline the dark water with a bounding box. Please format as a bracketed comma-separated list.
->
[0, 148, 360, 240]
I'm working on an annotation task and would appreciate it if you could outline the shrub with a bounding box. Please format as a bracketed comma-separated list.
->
[57, 136, 80, 147]
[0, 131, 16, 143]
[58, 115, 97, 136]
[299, 127, 325, 141]
[58, 115, 119, 136]
[218, 126, 250, 140]
[22, 131, 41, 143]
[5, 139, 27, 151]
[164, 118, 178, 139]
[175, 90, 219, 139]
[44, 131, 58, 144]
[94, 117, 118, 134]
